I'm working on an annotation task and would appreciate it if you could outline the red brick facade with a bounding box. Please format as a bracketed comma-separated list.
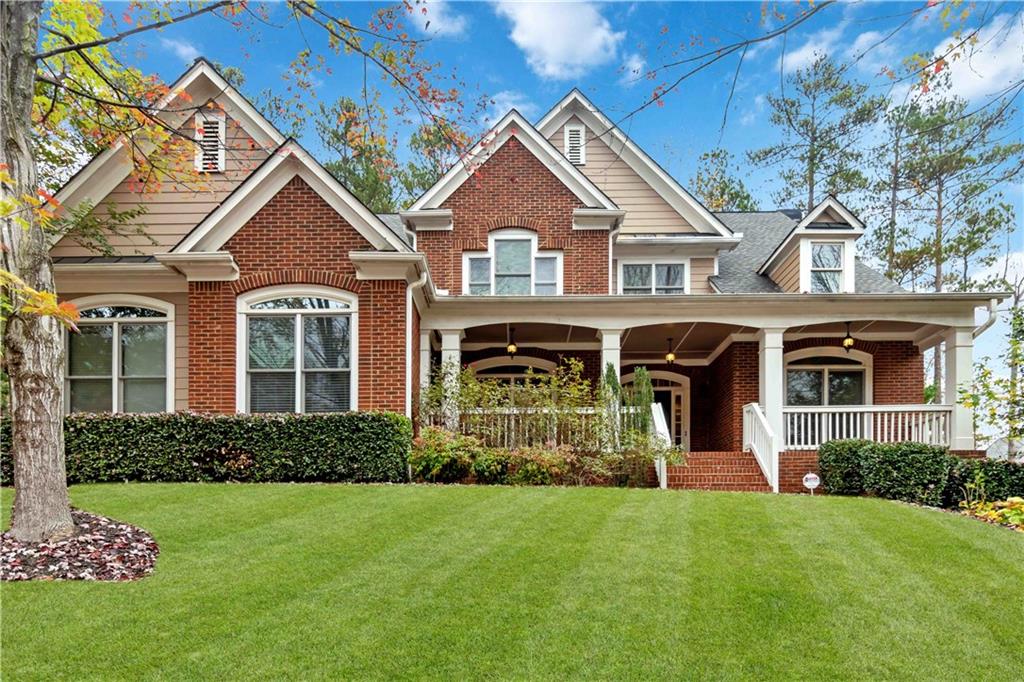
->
[417, 136, 609, 294]
[783, 337, 924, 404]
[187, 177, 407, 413]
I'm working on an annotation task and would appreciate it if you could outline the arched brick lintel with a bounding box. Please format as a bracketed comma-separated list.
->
[486, 216, 543, 232]
[229, 269, 362, 296]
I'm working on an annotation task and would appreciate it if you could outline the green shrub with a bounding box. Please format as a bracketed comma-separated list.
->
[409, 426, 484, 483]
[945, 457, 1024, 506]
[861, 442, 953, 507]
[818, 439, 872, 495]
[507, 445, 569, 485]
[0, 412, 411, 485]
[471, 448, 511, 485]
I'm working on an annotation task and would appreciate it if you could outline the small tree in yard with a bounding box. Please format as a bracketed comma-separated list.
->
[1, 0, 472, 543]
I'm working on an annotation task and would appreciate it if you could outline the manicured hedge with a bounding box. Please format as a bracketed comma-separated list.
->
[817, 438, 1024, 508]
[0, 412, 412, 485]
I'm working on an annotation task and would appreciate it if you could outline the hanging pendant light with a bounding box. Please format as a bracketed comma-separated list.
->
[842, 322, 855, 352]
[665, 337, 676, 365]
[506, 327, 518, 358]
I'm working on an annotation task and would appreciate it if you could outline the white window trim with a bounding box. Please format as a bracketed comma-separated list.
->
[564, 123, 587, 165]
[235, 285, 359, 413]
[194, 110, 226, 173]
[461, 229, 564, 296]
[616, 257, 691, 295]
[800, 239, 855, 293]
[784, 346, 873, 406]
[65, 294, 175, 413]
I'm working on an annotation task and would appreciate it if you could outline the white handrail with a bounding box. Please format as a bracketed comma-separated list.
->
[782, 404, 953, 450]
[650, 402, 670, 490]
[743, 402, 778, 492]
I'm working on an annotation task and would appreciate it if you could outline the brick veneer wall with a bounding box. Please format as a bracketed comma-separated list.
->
[778, 450, 821, 493]
[188, 176, 408, 413]
[417, 136, 609, 294]
[707, 343, 759, 451]
[783, 337, 924, 404]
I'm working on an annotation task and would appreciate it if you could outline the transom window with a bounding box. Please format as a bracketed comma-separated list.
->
[619, 261, 688, 295]
[785, 353, 869, 406]
[237, 288, 357, 413]
[463, 230, 562, 296]
[66, 297, 172, 413]
[809, 242, 844, 293]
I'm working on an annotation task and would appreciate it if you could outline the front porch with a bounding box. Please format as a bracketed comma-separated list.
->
[419, 296, 984, 492]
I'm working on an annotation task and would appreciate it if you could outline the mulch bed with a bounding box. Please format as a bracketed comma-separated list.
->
[1, 509, 159, 581]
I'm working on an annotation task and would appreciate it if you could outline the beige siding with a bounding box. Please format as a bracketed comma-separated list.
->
[690, 257, 715, 293]
[548, 117, 695, 234]
[770, 249, 801, 292]
[51, 114, 268, 257]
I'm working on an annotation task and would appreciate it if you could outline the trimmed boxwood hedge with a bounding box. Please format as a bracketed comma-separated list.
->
[817, 438, 1024, 507]
[0, 412, 412, 485]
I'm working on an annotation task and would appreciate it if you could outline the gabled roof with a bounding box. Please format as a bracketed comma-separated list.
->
[758, 196, 865, 275]
[536, 89, 734, 238]
[173, 140, 410, 253]
[409, 109, 617, 211]
[55, 58, 286, 211]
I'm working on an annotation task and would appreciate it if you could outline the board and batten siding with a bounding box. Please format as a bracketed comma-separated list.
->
[51, 114, 268, 257]
[548, 117, 696, 235]
[770, 249, 800, 292]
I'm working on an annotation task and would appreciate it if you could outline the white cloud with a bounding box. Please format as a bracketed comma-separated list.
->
[481, 90, 538, 126]
[972, 248, 1024, 285]
[493, 1, 625, 80]
[619, 53, 646, 87]
[739, 94, 767, 126]
[780, 24, 844, 73]
[159, 37, 200, 64]
[845, 29, 897, 74]
[934, 13, 1024, 101]
[415, 1, 468, 38]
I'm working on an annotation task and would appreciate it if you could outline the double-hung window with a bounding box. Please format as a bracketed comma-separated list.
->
[785, 355, 867, 406]
[620, 262, 688, 295]
[809, 242, 843, 293]
[238, 288, 356, 413]
[66, 298, 172, 413]
[464, 231, 562, 295]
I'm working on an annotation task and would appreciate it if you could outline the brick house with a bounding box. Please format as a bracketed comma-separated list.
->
[51, 60, 1001, 492]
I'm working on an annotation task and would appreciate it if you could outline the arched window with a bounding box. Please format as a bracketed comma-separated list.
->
[66, 295, 174, 413]
[236, 286, 357, 413]
[784, 347, 872, 406]
[469, 356, 557, 381]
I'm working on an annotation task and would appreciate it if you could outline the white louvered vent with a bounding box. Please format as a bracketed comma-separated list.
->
[564, 124, 586, 165]
[195, 113, 225, 172]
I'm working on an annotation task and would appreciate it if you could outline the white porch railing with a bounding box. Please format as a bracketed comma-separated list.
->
[650, 402, 670, 490]
[782, 405, 953, 450]
[742, 403, 778, 492]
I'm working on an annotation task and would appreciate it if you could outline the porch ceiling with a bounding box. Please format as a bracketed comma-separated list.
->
[620, 322, 748, 360]
[462, 322, 600, 345]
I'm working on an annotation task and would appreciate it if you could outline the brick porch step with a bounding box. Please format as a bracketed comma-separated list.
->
[665, 451, 771, 493]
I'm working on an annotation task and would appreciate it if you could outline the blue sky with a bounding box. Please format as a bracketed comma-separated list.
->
[119, 0, 1022, 368]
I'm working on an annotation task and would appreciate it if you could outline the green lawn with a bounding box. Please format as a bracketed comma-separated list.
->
[2, 484, 1022, 680]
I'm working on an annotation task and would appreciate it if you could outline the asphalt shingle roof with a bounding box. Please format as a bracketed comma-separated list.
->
[376, 213, 413, 248]
[712, 211, 904, 294]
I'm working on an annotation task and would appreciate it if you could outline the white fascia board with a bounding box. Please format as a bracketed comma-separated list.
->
[536, 90, 734, 238]
[399, 209, 453, 231]
[572, 208, 626, 230]
[154, 251, 239, 281]
[797, 196, 865, 231]
[409, 109, 616, 211]
[175, 142, 409, 253]
[614, 234, 742, 249]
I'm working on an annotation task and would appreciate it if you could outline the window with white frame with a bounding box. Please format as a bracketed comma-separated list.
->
[619, 261, 688, 295]
[785, 352, 869, 406]
[237, 288, 357, 413]
[66, 297, 173, 413]
[463, 231, 562, 295]
[194, 111, 225, 173]
[564, 123, 586, 165]
[809, 242, 844, 293]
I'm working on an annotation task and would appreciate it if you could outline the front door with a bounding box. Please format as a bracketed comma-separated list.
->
[653, 389, 673, 442]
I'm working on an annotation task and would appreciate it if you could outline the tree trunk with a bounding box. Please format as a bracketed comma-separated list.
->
[1, 0, 74, 543]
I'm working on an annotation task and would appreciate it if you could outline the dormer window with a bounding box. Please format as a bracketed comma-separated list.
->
[809, 242, 844, 293]
[195, 111, 226, 173]
[462, 230, 562, 296]
[564, 123, 586, 165]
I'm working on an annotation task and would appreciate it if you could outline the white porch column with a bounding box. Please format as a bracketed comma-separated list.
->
[599, 329, 622, 378]
[758, 328, 786, 451]
[419, 330, 431, 389]
[944, 327, 975, 451]
[439, 329, 463, 429]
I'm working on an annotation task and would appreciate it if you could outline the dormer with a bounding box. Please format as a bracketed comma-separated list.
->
[759, 197, 864, 294]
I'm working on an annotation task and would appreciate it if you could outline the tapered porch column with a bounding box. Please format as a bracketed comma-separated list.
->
[599, 329, 623, 378]
[758, 328, 786, 450]
[439, 329, 463, 429]
[944, 327, 975, 451]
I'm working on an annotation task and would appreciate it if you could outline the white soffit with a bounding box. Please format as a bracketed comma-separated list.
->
[537, 89, 734, 238]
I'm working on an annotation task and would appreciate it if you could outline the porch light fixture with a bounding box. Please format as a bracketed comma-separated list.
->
[665, 338, 676, 365]
[506, 327, 518, 359]
[842, 322, 855, 352]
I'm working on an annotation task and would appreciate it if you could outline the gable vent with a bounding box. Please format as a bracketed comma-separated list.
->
[564, 124, 586, 165]
[195, 113, 225, 173]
